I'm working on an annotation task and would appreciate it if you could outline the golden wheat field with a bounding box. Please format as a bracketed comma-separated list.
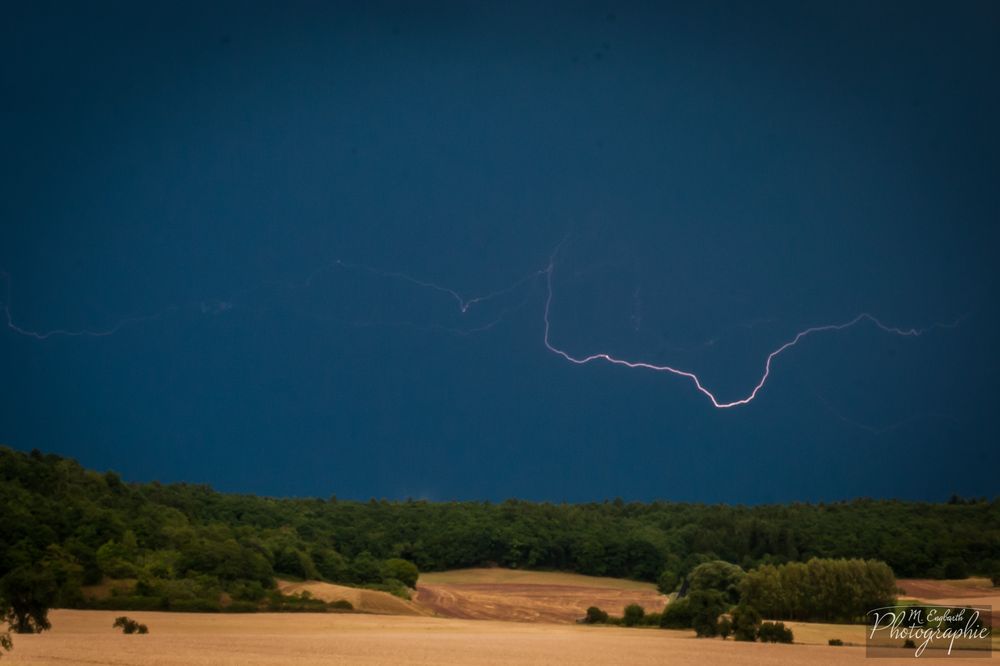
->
[4, 609, 979, 666]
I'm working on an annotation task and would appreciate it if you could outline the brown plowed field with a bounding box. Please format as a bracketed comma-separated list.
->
[897, 577, 996, 600]
[414, 568, 668, 623]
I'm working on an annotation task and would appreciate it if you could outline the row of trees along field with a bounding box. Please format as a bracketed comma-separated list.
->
[1, 447, 998, 617]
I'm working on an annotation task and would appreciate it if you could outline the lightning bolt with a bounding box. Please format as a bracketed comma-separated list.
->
[541, 245, 960, 408]
[2, 240, 959, 412]
[1, 270, 177, 340]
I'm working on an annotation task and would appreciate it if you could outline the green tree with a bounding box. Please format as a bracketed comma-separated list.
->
[622, 603, 645, 627]
[96, 540, 137, 579]
[687, 589, 727, 637]
[382, 558, 419, 589]
[731, 604, 761, 642]
[657, 568, 679, 595]
[0, 568, 56, 635]
[688, 560, 745, 604]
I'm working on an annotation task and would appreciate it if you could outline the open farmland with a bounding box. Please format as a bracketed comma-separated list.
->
[415, 568, 668, 622]
[276, 579, 432, 616]
[2, 610, 944, 666]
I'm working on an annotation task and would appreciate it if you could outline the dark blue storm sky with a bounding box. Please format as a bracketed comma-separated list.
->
[2, 2, 997, 502]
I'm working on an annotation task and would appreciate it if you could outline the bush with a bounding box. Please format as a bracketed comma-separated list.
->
[687, 590, 727, 637]
[329, 599, 354, 611]
[903, 639, 916, 649]
[223, 600, 259, 613]
[718, 617, 732, 639]
[731, 605, 761, 642]
[622, 604, 645, 627]
[758, 621, 793, 643]
[168, 598, 222, 613]
[641, 612, 662, 627]
[112, 616, 148, 634]
[265, 591, 329, 613]
[364, 579, 411, 600]
[991, 571, 1000, 588]
[87, 595, 167, 612]
[660, 597, 693, 629]
[382, 559, 419, 589]
[829, 638, 844, 646]
[583, 606, 609, 624]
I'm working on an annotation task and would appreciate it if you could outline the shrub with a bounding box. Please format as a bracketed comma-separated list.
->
[87, 596, 166, 612]
[382, 559, 419, 589]
[168, 598, 221, 613]
[642, 612, 662, 627]
[364, 579, 411, 600]
[829, 638, 844, 646]
[223, 600, 259, 613]
[991, 571, 1000, 588]
[903, 639, 917, 649]
[718, 617, 732, 639]
[660, 597, 693, 629]
[583, 606, 609, 624]
[622, 604, 645, 627]
[758, 621, 793, 643]
[329, 599, 353, 611]
[112, 616, 148, 634]
[731, 605, 761, 642]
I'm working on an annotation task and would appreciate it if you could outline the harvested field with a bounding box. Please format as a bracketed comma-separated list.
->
[897, 578, 999, 628]
[3, 610, 937, 666]
[415, 568, 667, 623]
[419, 569, 657, 589]
[276, 579, 431, 616]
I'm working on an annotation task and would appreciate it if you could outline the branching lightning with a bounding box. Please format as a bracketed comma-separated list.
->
[538, 244, 960, 409]
[2, 240, 958, 411]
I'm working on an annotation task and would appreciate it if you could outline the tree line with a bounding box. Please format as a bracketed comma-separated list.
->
[1, 446, 998, 618]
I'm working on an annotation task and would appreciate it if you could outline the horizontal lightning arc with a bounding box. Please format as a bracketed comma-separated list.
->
[1, 270, 176, 340]
[2, 243, 958, 411]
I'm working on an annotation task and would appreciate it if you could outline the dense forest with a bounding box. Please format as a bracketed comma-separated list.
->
[1, 447, 998, 612]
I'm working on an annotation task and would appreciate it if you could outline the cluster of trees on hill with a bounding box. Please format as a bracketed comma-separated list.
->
[739, 558, 896, 622]
[1, 447, 998, 617]
[584, 557, 896, 642]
